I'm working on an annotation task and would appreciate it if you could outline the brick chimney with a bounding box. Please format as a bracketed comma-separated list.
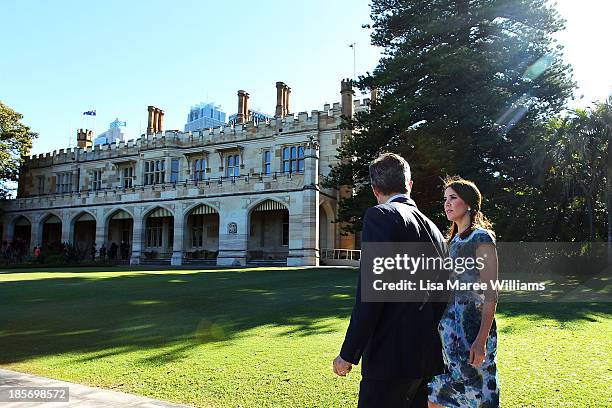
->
[275, 82, 291, 118]
[147, 106, 154, 135]
[156, 108, 164, 133]
[77, 129, 93, 148]
[237, 90, 249, 124]
[147, 106, 164, 135]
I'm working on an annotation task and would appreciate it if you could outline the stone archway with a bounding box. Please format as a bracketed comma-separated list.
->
[73, 212, 96, 257]
[106, 209, 133, 261]
[247, 199, 289, 263]
[319, 201, 335, 250]
[184, 204, 219, 262]
[41, 214, 62, 249]
[143, 206, 174, 261]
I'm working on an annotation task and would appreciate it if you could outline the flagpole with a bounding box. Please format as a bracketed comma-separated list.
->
[349, 43, 356, 80]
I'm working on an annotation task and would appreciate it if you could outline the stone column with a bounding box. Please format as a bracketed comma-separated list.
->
[61, 213, 72, 244]
[134, 157, 144, 187]
[160, 217, 169, 256]
[94, 209, 107, 248]
[164, 156, 171, 184]
[216, 200, 248, 266]
[29, 215, 42, 250]
[130, 207, 143, 265]
[171, 203, 184, 266]
[288, 139, 319, 266]
[2, 219, 14, 243]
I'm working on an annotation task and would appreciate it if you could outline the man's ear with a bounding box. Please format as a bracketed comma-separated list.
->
[371, 185, 379, 197]
[408, 179, 413, 192]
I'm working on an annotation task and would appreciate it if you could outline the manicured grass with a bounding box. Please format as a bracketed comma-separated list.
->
[0, 266, 609, 407]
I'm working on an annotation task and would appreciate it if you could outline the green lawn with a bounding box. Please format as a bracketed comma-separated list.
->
[0, 266, 609, 407]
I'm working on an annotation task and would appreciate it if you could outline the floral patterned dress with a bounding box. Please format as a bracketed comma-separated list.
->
[428, 227, 500, 407]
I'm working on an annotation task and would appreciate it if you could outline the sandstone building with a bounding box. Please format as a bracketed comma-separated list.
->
[0, 80, 368, 266]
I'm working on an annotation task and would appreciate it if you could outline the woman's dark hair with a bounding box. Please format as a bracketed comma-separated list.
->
[443, 175, 495, 242]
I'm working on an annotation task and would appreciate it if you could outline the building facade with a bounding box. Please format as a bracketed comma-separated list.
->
[0, 80, 369, 266]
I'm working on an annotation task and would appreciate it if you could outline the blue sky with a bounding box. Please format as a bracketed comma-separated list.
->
[1, 0, 610, 155]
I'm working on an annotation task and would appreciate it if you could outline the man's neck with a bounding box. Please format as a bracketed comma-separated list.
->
[379, 192, 409, 204]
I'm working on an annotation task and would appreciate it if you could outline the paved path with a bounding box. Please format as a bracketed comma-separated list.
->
[0, 368, 192, 407]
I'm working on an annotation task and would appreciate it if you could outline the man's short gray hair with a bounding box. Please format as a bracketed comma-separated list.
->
[369, 153, 411, 195]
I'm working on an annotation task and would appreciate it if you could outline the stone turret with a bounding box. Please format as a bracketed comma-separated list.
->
[77, 129, 93, 148]
[340, 78, 355, 119]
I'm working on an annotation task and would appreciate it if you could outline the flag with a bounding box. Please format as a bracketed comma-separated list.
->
[83, 110, 96, 116]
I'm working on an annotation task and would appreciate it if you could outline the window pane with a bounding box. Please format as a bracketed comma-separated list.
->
[291, 147, 296, 158]
[283, 162, 289, 172]
[228, 156, 234, 167]
[283, 148, 289, 160]
[298, 146, 304, 157]
[298, 159, 304, 172]
[235, 155, 240, 166]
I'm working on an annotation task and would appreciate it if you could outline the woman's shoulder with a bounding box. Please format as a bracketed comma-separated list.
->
[472, 227, 496, 244]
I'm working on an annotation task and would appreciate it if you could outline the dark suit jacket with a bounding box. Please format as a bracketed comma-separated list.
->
[340, 196, 448, 380]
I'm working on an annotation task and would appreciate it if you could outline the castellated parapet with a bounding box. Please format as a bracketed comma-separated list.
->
[23, 100, 370, 169]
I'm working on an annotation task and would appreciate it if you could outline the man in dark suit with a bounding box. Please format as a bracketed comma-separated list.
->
[332, 153, 447, 408]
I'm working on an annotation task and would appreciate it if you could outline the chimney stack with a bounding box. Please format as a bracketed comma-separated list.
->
[237, 90, 249, 124]
[147, 106, 164, 135]
[275, 82, 291, 118]
[77, 129, 93, 148]
[157, 108, 164, 133]
[340, 78, 355, 118]
[370, 87, 379, 105]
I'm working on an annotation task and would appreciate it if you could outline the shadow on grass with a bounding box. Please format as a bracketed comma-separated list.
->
[0, 267, 358, 365]
[0, 266, 608, 366]
[497, 302, 609, 323]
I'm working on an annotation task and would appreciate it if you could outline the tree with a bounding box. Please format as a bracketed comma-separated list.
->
[324, 0, 575, 240]
[0, 101, 37, 198]
[539, 99, 610, 242]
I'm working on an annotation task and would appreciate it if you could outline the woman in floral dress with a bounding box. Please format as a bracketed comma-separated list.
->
[428, 176, 500, 408]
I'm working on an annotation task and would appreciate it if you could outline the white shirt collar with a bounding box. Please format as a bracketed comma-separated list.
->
[385, 193, 409, 204]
